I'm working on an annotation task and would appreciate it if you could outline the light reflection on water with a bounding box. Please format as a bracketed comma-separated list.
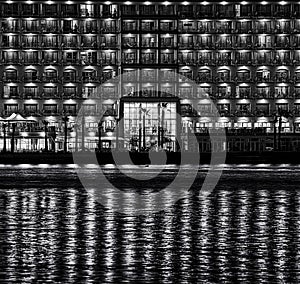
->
[0, 165, 299, 283]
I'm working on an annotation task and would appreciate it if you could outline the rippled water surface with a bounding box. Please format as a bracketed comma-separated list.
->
[0, 164, 300, 283]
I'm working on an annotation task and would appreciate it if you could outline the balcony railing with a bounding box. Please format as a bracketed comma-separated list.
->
[2, 76, 19, 82]
[42, 93, 60, 99]
[2, 93, 20, 99]
[42, 110, 59, 116]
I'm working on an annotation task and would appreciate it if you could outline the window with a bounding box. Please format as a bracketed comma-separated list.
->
[236, 69, 250, 81]
[122, 20, 137, 31]
[63, 87, 77, 98]
[43, 104, 58, 115]
[275, 86, 289, 98]
[255, 104, 269, 116]
[195, 5, 213, 18]
[217, 69, 230, 82]
[63, 104, 77, 115]
[236, 86, 251, 98]
[294, 104, 300, 115]
[255, 4, 272, 16]
[179, 86, 193, 98]
[197, 86, 212, 98]
[82, 86, 96, 98]
[80, 4, 94, 17]
[24, 104, 38, 115]
[197, 104, 212, 116]
[217, 86, 231, 98]
[4, 104, 18, 115]
[63, 70, 76, 82]
[43, 4, 58, 16]
[158, 5, 175, 16]
[44, 69, 58, 82]
[236, 104, 251, 115]
[256, 69, 271, 81]
[43, 86, 58, 98]
[24, 70, 38, 82]
[256, 86, 271, 98]
[276, 104, 289, 112]
[216, 4, 235, 18]
[217, 104, 231, 115]
[4, 69, 17, 81]
[3, 86, 18, 98]
[24, 86, 38, 98]
[141, 20, 156, 32]
[82, 104, 97, 115]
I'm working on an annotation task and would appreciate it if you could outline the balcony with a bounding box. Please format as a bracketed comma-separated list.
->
[62, 93, 77, 99]
[2, 59, 20, 65]
[195, 76, 213, 83]
[41, 26, 59, 33]
[23, 93, 41, 99]
[236, 76, 251, 83]
[2, 76, 19, 83]
[62, 110, 77, 116]
[41, 42, 59, 49]
[103, 109, 117, 116]
[122, 58, 138, 65]
[178, 58, 195, 65]
[82, 76, 99, 83]
[1, 26, 19, 33]
[98, 59, 117, 65]
[42, 93, 60, 99]
[179, 43, 194, 49]
[42, 76, 59, 83]
[254, 109, 270, 117]
[255, 92, 273, 99]
[23, 110, 41, 117]
[3, 110, 19, 116]
[99, 42, 118, 49]
[23, 76, 39, 83]
[141, 59, 157, 65]
[235, 110, 252, 117]
[63, 42, 79, 48]
[2, 93, 20, 99]
[42, 110, 59, 116]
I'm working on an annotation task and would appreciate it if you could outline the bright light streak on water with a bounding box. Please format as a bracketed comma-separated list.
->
[0, 165, 299, 283]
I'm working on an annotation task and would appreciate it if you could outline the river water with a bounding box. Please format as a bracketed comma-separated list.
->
[0, 164, 299, 283]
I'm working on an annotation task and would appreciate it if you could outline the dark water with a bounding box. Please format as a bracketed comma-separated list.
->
[0, 164, 299, 283]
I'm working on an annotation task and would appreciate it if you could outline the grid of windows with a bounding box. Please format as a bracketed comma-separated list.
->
[0, 1, 300, 152]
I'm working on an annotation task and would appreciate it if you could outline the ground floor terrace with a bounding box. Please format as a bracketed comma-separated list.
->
[0, 129, 300, 153]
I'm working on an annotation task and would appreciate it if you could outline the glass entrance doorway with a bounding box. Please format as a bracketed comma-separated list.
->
[122, 101, 178, 152]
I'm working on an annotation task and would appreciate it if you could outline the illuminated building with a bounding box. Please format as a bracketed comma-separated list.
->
[1, 1, 300, 152]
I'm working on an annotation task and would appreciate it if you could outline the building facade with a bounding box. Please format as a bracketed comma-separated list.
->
[1, 0, 300, 152]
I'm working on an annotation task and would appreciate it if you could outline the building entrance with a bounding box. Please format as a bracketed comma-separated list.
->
[121, 100, 179, 152]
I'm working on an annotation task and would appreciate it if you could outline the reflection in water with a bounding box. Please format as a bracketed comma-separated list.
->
[0, 165, 299, 282]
